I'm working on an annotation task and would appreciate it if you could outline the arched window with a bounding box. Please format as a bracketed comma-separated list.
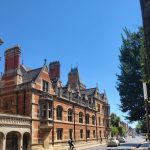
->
[57, 106, 63, 120]
[86, 114, 89, 124]
[79, 112, 83, 123]
[92, 115, 95, 125]
[68, 109, 73, 122]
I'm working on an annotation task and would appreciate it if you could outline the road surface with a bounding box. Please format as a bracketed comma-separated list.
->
[82, 136, 144, 150]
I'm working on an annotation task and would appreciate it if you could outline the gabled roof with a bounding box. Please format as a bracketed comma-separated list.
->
[85, 88, 96, 96]
[22, 67, 42, 83]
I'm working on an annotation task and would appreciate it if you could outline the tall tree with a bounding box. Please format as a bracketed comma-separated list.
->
[136, 118, 147, 133]
[117, 28, 145, 122]
[111, 113, 120, 127]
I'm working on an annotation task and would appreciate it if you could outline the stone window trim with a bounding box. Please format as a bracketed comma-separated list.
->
[97, 104, 100, 112]
[56, 105, 63, 121]
[93, 130, 96, 138]
[87, 130, 90, 138]
[85, 114, 90, 124]
[98, 117, 101, 126]
[68, 109, 73, 122]
[69, 129, 73, 139]
[42, 80, 49, 92]
[56, 128, 63, 140]
[92, 115, 95, 125]
[39, 101, 53, 119]
[79, 112, 83, 124]
[80, 129, 83, 139]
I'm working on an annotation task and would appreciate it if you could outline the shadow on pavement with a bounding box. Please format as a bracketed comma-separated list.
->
[120, 143, 139, 147]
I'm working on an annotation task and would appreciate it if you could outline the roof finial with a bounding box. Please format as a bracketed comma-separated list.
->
[44, 59, 47, 66]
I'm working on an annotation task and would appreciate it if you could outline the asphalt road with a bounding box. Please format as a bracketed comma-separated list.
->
[82, 136, 144, 150]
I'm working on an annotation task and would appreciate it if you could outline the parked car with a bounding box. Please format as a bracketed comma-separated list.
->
[107, 137, 120, 147]
[118, 137, 126, 143]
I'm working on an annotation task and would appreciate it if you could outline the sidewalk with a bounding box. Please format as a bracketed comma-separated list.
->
[76, 142, 106, 150]
[48, 141, 106, 150]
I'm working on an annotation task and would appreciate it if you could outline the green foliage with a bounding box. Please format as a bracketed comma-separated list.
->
[110, 113, 126, 137]
[136, 118, 147, 133]
[110, 126, 118, 137]
[116, 27, 146, 122]
[118, 126, 126, 136]
[110, 113, 120, 127]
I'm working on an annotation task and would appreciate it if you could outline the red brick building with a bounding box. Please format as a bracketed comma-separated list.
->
[0, 46, 110, 150]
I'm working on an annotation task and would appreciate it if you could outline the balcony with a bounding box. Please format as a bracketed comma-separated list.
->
[40, 93, 53, 101]
[0, 113, 31, 127]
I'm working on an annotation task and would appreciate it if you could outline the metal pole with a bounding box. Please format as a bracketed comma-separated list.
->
[143, 83, 150, 145]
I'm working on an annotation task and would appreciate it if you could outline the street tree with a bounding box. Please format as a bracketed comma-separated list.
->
[118, 125, 126, 136]
[116, 28, 145, 122]
[136, 118, 147, 133]
[110, 126, 118, 137]
[111, 113, 120, 127]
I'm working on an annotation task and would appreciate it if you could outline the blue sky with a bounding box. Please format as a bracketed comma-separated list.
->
[0, 0, 142, 127]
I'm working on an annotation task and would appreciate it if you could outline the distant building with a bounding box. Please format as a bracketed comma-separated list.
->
[0, 46, 110, 150]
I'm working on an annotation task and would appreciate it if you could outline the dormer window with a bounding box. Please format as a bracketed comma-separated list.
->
[43, 80, 49, 92]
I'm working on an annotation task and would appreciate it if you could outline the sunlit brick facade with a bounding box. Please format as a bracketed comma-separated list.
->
[0, 46, 110, 150]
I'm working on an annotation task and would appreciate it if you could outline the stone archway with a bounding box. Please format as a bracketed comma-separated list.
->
[0, 132, 4, 150]
[6, 131, 21, 150]
[23, 132, 31, 150]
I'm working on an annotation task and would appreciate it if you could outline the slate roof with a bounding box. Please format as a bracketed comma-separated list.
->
[22, 67, 42, 83]
[85, 88, 96, 96]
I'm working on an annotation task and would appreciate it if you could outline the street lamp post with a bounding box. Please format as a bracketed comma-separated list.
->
[143, 82, 150, 146]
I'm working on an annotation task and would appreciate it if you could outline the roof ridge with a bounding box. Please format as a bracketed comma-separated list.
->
[27, 67, 42, 72]
[86, 88, 96, 90]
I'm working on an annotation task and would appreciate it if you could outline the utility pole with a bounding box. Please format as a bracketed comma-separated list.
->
[140, 1, 150, 148]
[143, 83, 150, 143]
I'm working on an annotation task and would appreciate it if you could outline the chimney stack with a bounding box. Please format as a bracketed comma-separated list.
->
[49, 61, 60, 80]
[5, 45, 21, 74]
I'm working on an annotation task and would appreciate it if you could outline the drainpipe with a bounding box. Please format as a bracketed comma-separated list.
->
[85, 107, 87, 142]
[23, 90, 26, 115]
[52, 96, 55, 145]
[73, 103, 76, 141]
[95, 111, 98, 141]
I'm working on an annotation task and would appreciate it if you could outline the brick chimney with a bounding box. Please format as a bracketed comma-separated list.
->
[5, 45, 21, 74]
[49, 61, 60, 80]
[68, 68, 78, 85]
[67, 67, 86, 90]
